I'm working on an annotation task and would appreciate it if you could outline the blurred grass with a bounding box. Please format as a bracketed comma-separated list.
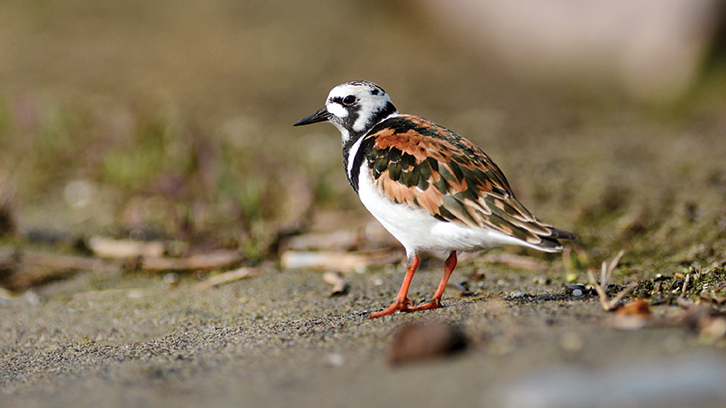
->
[0, 0, 725, 270]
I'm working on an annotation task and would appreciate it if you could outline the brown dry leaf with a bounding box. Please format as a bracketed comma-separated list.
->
[616, 299, 651, 317]
[613, 299, 651, 330]
[322, 271, 349, 296]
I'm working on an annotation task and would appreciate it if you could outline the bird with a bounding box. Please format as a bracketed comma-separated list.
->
[294, 80, 575, 318]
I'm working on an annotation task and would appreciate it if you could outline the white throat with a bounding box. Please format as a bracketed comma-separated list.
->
[331, 121, 351, 144]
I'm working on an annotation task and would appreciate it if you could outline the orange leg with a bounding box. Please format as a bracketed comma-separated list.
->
[412, 251, 457, 311]
[369, 254, 420, 319]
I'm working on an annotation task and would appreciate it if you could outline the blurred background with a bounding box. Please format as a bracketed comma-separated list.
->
[1, 0, 726, 267]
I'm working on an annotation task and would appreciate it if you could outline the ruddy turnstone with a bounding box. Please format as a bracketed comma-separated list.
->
[294, 80, 575, 318]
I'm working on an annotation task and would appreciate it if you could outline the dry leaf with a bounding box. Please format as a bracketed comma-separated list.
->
[322, 271, 349, 296]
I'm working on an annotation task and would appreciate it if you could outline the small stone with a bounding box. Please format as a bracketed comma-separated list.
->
[323, 271, 349, 296]
[163, 272, 180, 288]
[566, 284, 586, 297]
[532, 276, 550, 285]
[387, 321, 467, 366]
[23, 290, 41, 306]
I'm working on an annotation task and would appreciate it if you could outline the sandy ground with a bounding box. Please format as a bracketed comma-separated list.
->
[2, 261, 726, 408]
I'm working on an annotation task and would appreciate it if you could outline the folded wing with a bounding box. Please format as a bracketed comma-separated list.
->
[362, 114, 575, 250]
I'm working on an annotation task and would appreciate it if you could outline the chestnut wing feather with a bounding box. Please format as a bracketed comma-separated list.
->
[363, 114, 573, 247]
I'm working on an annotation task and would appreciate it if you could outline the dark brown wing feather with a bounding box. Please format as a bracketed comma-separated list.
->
[364, 114, 575, 249]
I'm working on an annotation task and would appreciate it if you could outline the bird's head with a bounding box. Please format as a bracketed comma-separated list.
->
[294, 80, 398, 144]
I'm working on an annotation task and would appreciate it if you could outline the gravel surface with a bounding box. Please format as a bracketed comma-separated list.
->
[2, 263, 725, 408]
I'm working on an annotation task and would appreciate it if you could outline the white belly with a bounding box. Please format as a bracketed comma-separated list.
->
[357, 167, 528, 257]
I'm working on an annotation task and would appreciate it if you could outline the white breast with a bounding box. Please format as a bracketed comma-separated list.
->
[356, 167, 529, 258]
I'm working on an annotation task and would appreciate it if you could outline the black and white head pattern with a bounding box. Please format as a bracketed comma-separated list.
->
[324, 80, 398, 144]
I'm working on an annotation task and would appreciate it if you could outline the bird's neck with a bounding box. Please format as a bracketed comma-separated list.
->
[340, 104, 398, 192]
[342, 132, 367, 192]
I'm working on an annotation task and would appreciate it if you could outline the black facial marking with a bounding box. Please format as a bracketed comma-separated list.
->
[329, 96, 361, 132]
[377, 102, 397, 122]
[347, 133, 377, 192]
[329, 96, 346, 105]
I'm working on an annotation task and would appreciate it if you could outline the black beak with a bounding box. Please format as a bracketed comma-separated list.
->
[293, 107, 331, 126]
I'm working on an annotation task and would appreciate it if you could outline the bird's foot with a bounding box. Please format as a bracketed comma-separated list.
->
[369, 298, 414, 319]
[410, 298, 442, 311]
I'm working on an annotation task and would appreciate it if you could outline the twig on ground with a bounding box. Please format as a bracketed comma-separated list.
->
[195, 267, 258, 290]
[681, 273, 690, 295]
[87, 236, 165, 259]
[587, 250, 636, 311]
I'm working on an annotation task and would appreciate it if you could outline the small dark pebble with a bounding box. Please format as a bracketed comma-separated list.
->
[387, 321, 467, 366]
[565, 284, 586, 297]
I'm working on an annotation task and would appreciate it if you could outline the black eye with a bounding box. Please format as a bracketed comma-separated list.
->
[342, 95, 356, 106]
